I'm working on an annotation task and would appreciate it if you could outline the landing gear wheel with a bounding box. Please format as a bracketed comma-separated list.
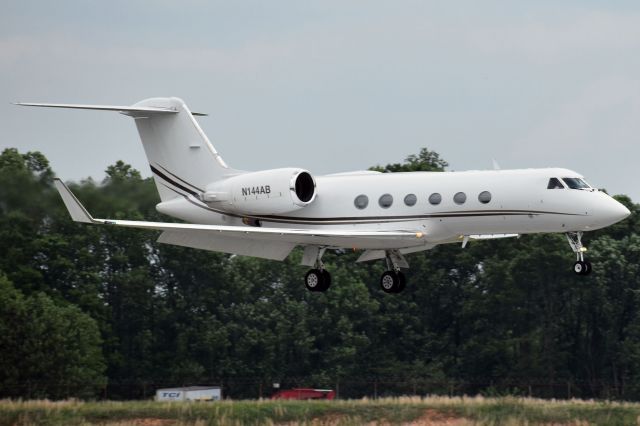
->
[397, 271, 406, 293]
[305, 269, 323, 291]
[380, 271, 396, 293]
[380, 271, 406, 294]
[305, 269, 331, 292]
[573, 260, 592, 276]
[319, 269, 332, 292]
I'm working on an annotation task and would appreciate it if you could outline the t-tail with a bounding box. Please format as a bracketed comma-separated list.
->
[14, 97, 241, 202]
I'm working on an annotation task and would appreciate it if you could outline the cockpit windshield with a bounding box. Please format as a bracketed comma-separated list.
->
[562, 178, 591, 190]
[547, 178, 564, 189]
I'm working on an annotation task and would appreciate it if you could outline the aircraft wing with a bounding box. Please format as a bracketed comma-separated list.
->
[54, 179, 426, 260]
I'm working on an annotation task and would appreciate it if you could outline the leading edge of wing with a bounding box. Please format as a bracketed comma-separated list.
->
[53, 178, 424, 241]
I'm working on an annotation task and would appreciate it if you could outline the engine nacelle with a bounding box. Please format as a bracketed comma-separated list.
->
[202, 168, 316, 215]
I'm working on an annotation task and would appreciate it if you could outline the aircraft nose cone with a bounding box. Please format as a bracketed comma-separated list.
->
[589, 195, 631, 229]
[607, 199, 631, 224]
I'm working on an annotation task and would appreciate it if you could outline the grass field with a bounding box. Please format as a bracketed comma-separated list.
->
[2, 396, 640, 425]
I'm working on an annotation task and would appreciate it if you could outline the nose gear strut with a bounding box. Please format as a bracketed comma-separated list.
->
[566, 232, 592, 275]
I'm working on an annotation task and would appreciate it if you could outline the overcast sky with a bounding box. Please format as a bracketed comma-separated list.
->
[2, 1, 639, 199]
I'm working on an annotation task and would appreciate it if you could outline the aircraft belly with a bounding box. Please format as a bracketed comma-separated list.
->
[435, 214, 542, 237]
[443, 213, 585, 237]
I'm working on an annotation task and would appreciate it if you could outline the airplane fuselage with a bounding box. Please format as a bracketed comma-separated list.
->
[157, 167, 629, 249]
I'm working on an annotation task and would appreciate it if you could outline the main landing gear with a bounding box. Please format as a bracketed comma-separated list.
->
[380, 250, 408, 294]
[566, 231, 592, 276]
[303, 246, 331, 292]
[302, 246, 409, 294]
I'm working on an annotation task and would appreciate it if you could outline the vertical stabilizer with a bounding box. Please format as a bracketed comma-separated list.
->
[15, 97, 239, 202]
[132, 97, 240, 201]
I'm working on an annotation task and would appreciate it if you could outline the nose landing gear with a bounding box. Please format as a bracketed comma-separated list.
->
[566, 232, 592, 276]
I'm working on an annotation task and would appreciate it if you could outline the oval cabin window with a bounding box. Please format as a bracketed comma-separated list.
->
[428, 193, 442, 205]
[404, 194, 417, 206]
[378, 194, 393, 208]
[454, 192, 467, 205]
[354, 194, 369, 209]
[478, 191, 491, 204]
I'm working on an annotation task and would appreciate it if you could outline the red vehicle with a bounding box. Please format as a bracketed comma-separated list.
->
[271, 388, 336, 400]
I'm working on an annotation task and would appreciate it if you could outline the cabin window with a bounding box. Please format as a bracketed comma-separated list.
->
[547, 178, 564, 189]
[478, 191, 492, 204]
[354, 194, 369, 209]
[428, 193, 442, 205]
[404, 194, 417, 206]
[562, 178, 590, 190]
[454, 192, 467, 205]
[379, 194, 393, 208]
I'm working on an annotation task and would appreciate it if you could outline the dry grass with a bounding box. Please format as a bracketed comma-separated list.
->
[2, 396, 640, 425]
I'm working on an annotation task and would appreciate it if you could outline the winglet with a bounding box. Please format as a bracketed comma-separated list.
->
[53, 178, 95, 223]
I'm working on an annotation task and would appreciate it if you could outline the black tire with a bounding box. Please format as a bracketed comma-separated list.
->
[380, 271, 399, 294]
[573, 261, 586, 275]
[318, 270, 332, 292]
[305, 269, 323, 291]
[396, 271, 406, 293]
[583, 260, 592, 275]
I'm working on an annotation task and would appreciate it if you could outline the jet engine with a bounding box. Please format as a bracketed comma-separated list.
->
[202, 168, 316, 215]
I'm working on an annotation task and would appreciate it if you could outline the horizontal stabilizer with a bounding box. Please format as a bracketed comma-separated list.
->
[14, 102, 207, 117]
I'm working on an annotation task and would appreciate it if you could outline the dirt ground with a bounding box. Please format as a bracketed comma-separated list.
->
[283, 410, 473, 425]
[101, 410, 591, 426]
[405, 409, 472, 425]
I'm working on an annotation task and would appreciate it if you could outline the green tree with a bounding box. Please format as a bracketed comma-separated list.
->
[370, 147, 448, 172]
[0, 275, 106, 399]
[0, 148, 57, 293]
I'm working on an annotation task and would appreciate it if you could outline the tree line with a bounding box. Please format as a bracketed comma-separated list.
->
[0, 147, 638, 400]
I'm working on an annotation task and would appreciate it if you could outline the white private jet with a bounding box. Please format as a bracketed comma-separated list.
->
[16, 97, 631, 294]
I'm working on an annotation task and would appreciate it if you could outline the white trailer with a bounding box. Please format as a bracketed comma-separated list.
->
[155, 386, 222, 401]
